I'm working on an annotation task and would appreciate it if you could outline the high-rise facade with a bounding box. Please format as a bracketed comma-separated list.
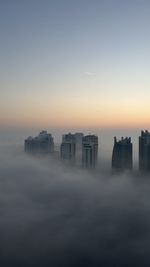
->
[60, 133, 84, 163]
[139, 130, 150, 171]
[60, 133, 76, 162]
[24, 131, 54, 155]
[74, 133, 84, 165]
[112, 137, 132, 170]
[82, 135, 98, 168]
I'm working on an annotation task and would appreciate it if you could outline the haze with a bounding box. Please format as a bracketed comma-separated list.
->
[1, 1, 150, 266]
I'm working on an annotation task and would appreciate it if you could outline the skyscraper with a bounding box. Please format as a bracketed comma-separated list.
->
[60, 133, 76, 162]
[74, 132, 84, 165]
[24, 130, 54, 155]
[82, 135, 98, 168]
[60, 132, 84, 164]
[139, 130, 150, 171]
[112, 137, 132, 170]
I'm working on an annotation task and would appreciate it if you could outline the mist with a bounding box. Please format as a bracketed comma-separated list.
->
[0, 130, 150, 266]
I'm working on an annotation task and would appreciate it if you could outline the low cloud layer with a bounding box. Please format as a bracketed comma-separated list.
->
[0, 145, 150, 266]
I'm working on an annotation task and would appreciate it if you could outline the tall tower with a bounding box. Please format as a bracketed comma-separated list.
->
[74, 133, 84, 165]
[60, 133, 76, 162]
[139, 130, 150, 171]
[60, 133, 84, 164]
[112, 137, 132, 170]
[82, 135, 98, 168]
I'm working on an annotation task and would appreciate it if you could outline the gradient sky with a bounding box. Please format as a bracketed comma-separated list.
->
[1, 0, 150, 129]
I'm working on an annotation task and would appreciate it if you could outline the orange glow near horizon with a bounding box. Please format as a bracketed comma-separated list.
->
[1, 104, 150, 129]
[1, 89, 150, 129]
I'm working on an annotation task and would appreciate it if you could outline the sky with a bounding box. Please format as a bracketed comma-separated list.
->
[2, 3, 150, 265]
[1, 0, 150, 129]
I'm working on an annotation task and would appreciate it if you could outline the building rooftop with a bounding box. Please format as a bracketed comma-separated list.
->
[141, 130, 150, 137]
[114, 137, 131, 144]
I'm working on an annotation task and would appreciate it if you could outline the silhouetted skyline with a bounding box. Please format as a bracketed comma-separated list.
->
[24, 129, 150, 171]
[2, 1, 150, 266]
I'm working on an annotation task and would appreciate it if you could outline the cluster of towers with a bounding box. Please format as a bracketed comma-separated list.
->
[24, 131, 54, 155]
[112, 130, 150, 171]
[60, 133, 98, 168]
[24, 130, 150, 171]
[25, 131, 98, 168]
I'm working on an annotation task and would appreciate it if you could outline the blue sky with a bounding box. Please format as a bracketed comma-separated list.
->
[1, 0, 150, 128]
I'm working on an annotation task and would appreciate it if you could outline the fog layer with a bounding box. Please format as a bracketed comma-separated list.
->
[0, 144, 150, 266]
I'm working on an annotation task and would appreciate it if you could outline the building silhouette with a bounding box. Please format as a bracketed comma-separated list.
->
[60, 132, 84, 163]
[74, 132, 84, 165]
[24, 130, 54, 155]
[139, 130, 150, 171]
[60, 133, 76, 162]
[112, 137, 132, 170]
[82, 135, 98, 168]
